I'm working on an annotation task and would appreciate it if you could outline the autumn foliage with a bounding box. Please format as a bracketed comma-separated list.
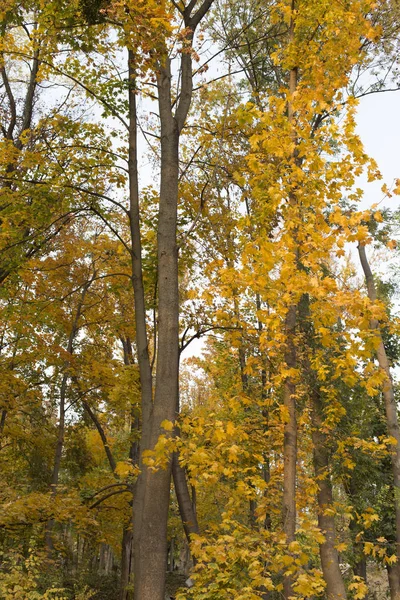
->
[1, 0, 400, 599]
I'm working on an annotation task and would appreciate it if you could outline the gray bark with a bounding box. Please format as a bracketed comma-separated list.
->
[283, 5, 298, 594]
[132, 4, 214, 598]
[132, 54, 180, 600]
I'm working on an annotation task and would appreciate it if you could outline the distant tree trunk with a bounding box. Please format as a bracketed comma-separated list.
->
[121, 527, 133, 598]
[83, 383, 133, 599]
[0, 409, 6, 435]
[353, 558, 367, 582]
[51, 373, 67, 490]
[172, 452, 200, 543]
[311, 391, 347, 600]
[282, 303, 297, 599]
[45, 371, 67, 552]
[172, 372, 199, 561]
[347, 477, 367, 584]
[0, 37, 54, 282]
[120, 335, 136, 600]
[168, 537, 175, 572]
[358, 243, 400, 599]
[46, 280, 90, 552]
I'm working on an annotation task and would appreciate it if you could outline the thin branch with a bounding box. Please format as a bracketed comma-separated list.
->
[3, 50, 129, 130]
[87, 482, 130, 500]
[89, 488, 132, 510]
[1, 66, 17, 139]
[89, 206, 131, 253]
[180, 325, 241, 352]
[0, 175, 129, 215]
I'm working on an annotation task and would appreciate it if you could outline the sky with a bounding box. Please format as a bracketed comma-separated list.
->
[357, 90, 400, 211]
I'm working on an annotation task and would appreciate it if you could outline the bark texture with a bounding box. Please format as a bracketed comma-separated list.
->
[172, 452, 200, 543]
[130, 5, 214, 598]
[133, 55, 180, 600]
[388, 564, 400, 600]
[282, 6, 299, 596]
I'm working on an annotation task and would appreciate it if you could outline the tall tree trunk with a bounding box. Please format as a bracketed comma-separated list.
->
[127, 51, 154, 600]
[358, 243, 400, 599]
[311, 391, 347, 600]
[133, 55, 180, 600]
[127, 55, 153, 440]
[282, 5, 299, 596]
[131, 5, 214, 598]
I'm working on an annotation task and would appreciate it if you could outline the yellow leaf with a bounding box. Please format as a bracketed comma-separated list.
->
[115, 461, 135, 477]
[160, 419, 174, 432]
[226, 421, 235, 436]
[335, 542, 347, 552]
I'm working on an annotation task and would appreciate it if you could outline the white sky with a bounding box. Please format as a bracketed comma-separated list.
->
[357, 90, 400, 211]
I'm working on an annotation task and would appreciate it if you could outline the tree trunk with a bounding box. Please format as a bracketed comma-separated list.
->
[168, 537, 175, 572]
[45, 371, 67, 551]
[282, 303, 297, 599]
[127, 50, 154, 600]
[358, 243, 400, 598]
[121, 527, 133, 600]
[133, 55, 180, 600]
[311, 392, 347, 600]
[83, 400, 117, 473]
[127, 54, 153, 439]
[388, 564, 400, 600]
[172, 452, 200, 543]
[282, 5, 299, 595]
[353, 558, 367, 583]
[0, 409, 6, 435]
[131, 5, 214, 597]
[347, 477, 367, 585]
[50, 373, 67, 492]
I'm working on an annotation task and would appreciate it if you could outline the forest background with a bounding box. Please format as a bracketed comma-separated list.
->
[2, 1, 400, 600]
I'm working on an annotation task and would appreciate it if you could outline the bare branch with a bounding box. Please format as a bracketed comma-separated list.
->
[1, 66, 17, 139]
